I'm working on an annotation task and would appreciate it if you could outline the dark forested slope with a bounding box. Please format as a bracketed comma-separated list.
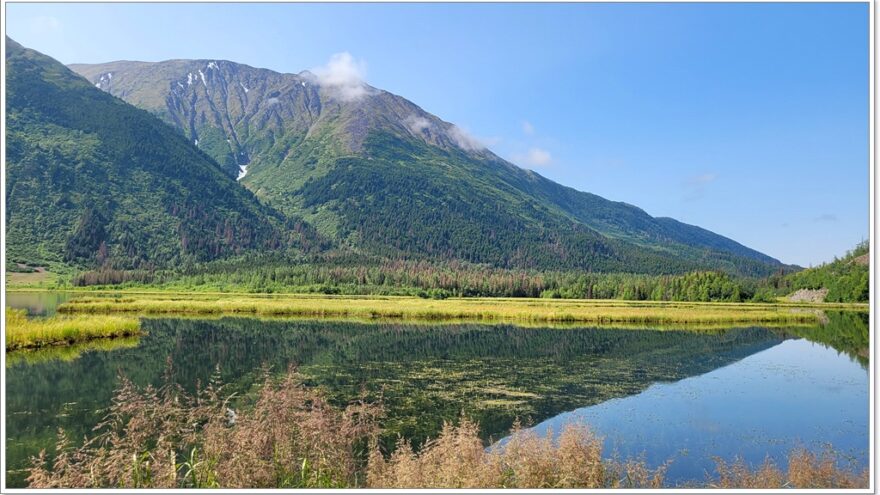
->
[6, 38, 320, 269]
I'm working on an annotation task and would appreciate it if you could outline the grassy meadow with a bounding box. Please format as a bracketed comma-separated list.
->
[5, 307, 140, 351]
[6, 269, 57, 287]
[52, 292, 866, 325]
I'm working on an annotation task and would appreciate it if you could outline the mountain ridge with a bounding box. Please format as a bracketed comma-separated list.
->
[6, 37, 322, 269]
[7, 43, 786, 275]
[68, 56, 785, 275]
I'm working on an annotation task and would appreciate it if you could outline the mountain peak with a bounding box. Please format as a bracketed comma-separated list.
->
[70, 58, 497, 174]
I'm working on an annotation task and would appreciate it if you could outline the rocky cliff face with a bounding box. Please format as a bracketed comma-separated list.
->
[71, 59, 491, 179]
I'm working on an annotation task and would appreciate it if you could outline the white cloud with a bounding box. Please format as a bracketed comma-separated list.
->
[309, 52, 370, 101]
[404, 115, 432, 134]
[685, 173, 717, 186]
[30, 16, 62, 34]
[522, 120, 535, 136]
[514, 147, 553, 167]
[408, 117, 498, 151]
[448, 125, 486, 151]
[682, 172, 717, 201]
[812, 213, 838, 223]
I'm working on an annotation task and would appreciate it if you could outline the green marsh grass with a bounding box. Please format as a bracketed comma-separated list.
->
[5, 308, 140, 351]
[54, 294, 849, 325]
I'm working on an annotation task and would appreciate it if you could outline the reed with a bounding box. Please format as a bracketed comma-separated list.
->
[707, 450, 867, 489]
[5, 308, 140, 350]
[26, 367, 867, 489]
[366, 419, 667, 488]
[56, 295, 833, 325]
[27, 366, 381, 489]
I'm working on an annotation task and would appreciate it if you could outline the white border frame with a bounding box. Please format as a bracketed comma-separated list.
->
[0, 1, 874, 493]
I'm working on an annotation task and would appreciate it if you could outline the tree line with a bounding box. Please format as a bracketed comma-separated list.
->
[69, 253, 791, 302]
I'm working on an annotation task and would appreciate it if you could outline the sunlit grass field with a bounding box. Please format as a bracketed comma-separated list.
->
[52, 293, 866, 325]
[5, 307, 140, 350]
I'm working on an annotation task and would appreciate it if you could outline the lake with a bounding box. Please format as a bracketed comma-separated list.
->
[4, 293, 870, 487]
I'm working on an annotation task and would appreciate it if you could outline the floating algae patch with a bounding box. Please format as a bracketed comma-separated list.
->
[289, 324, 786, 448]
[478, 387, 540, 399]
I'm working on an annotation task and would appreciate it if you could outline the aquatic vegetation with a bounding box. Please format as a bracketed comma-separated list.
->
[5, 307, 140, 350]
[5, 336, 140, 366]
[25, 368, 866, 489]
[55, 294, 843, 325]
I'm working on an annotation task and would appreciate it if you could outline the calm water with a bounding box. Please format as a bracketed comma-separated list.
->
[5, 291, 77, 316]
[510, 339, 868, 484]
[4, 293, 870, 487]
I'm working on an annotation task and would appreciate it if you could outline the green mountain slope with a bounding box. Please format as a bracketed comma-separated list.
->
[782, 242, 869, 302]
[69, 58, 785, 275]
[6, 38, 317, 269]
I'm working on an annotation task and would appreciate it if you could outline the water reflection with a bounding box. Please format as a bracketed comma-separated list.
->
[3, 304, 869, 488]
[6, 318, 788, 486]
[515, 339, 868, 484]
[5, 291, 76, 316]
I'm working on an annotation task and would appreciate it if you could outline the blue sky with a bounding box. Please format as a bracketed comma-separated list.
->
[5, 2, 869, 266]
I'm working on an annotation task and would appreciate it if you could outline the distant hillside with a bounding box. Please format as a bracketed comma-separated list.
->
[6, 37, 321, 269]
[69, 58, 785, 276]
[782, 242, 869, 302]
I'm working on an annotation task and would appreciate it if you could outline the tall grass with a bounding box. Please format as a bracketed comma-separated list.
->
[366, 418, 667, 488]
[5, 307, 140, 350]
[27, 366, 380, 489]
[57, 295, 827, 325]
[27, 367, 867, 489]
[708, 450, 867, 489]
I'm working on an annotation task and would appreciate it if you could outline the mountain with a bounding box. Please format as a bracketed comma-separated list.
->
[5, 38, 320, 270]
[65, 57, 783, 275]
